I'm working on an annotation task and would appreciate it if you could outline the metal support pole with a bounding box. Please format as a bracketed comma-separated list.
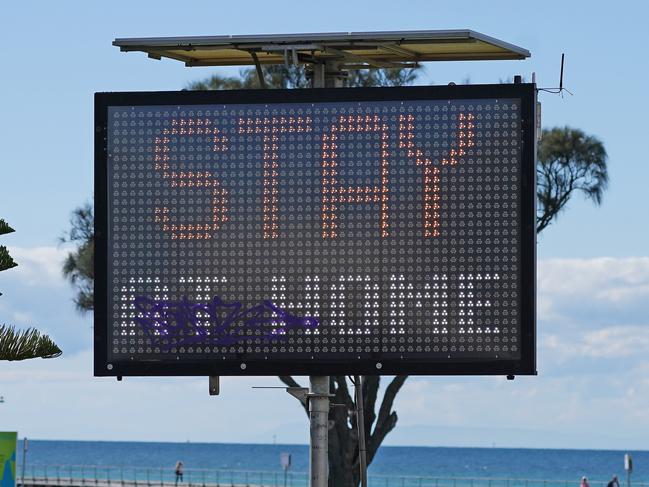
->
[354, 376, 368, 487]
[249, 52, 267, 89]
[307, 61, 341, 487]
[309, 376, 330, 487]
[21, 438, 28, 487]
[312, 64, 325, 88]
[312, 62, 344, 88]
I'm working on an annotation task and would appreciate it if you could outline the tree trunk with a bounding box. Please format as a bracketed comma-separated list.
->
[328, 376, 359, 487]
[279, 375, 407, 487]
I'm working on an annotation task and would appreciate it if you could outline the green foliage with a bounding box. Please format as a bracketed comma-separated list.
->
[345, 67, 420, 87]
[0, 246, 17, 273]
[186, 65, 420, 90]
[0, 219, 15, 236]
[0, 324, 62, 361]
[61, 203, 94, 312]
[187, 65, 311, 90]
[0, 218, 61, 360]
[0, 220, 18, 299]
[537, 127, 608, 233]
[186, 73, 251, 90]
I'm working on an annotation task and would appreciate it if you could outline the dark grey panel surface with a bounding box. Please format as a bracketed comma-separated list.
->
[106, 98, 522, 364]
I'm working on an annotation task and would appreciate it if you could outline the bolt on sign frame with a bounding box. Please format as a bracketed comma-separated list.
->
[95, 82, 537, 377]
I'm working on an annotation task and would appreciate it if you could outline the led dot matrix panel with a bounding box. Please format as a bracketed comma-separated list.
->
[95, 84, 536, 377]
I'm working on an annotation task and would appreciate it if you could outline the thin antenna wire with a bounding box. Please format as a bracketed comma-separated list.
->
[537, 53, 573, 96]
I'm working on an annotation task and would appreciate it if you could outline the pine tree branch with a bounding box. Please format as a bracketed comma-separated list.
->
[0, 325, 62, 361]
[0, 219, 15, 236]
[0, 246, 18, 273]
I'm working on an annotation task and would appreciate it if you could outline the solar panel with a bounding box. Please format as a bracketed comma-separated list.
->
[113, 30, 530, 68]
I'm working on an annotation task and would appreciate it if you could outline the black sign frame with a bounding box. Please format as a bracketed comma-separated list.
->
[95, 83, 536, 377]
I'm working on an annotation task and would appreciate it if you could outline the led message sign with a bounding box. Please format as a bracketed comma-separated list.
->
[95, 84, 536, 376]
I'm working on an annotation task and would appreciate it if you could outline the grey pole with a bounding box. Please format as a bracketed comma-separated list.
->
[354, 376, 368, 487]
[313, 61, 344, 89]
[21, 438, 28, 487]
[308, 60, 342, 487]
[308, 376, 330, 487]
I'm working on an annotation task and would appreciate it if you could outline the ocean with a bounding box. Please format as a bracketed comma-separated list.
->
[17, 440, 649, 483]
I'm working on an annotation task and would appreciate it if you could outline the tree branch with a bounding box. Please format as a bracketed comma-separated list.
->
[362, 375, 380, 437]
[375, 375, 407, 430]
[368, 375, 408, 462]
[336, 376, 356, 412]
[536, 127, 608, 233]
[368, 411, 399, 464]
[0, 325, 62, 361]
[278, 375, 302, 388]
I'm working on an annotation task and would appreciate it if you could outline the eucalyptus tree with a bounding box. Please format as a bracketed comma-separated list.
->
[536, 127, 608, 233]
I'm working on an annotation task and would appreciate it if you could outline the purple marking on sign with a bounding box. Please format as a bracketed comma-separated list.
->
[134, 295, 319, 348]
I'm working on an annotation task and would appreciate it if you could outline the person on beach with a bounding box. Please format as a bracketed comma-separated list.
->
[174, 461, 184, 485]
[581, 477, 590, 487]
[607, 476, 620, 487]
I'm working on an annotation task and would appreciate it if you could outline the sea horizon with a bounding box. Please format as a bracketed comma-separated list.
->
[16, 437, 649, 454]
[15, 439, 649, 482]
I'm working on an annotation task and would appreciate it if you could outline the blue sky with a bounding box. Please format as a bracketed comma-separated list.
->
[1, 0, 649, 450]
